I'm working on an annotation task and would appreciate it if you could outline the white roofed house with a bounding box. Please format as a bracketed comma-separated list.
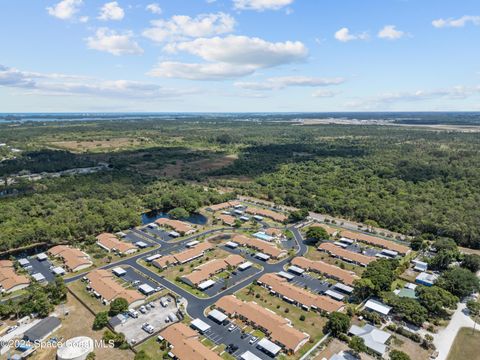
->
[348, 324, 391, 356]
[364, 299, 392, 318]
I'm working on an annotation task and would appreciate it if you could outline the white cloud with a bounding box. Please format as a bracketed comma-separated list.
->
[143, 13, 235, 42]
[378, 25, 405, 40]
[79, 16, 89, 23]
[148, 61, 257, 80]
[164, 35, 308, 68]
[146, 3, 162, 15]
[334, 27, 369, 42]
[0, 64, 196, 99]
[98, 1, 125, 21]
[47, 0, 83, 20]
[235, 76, 345, 90]
[432, 15, 480, 28]
[153, 35, 308, 80]
[312, 89, 338, 98]
[233, 0, 294, 11]
[86, 28, 143, 56]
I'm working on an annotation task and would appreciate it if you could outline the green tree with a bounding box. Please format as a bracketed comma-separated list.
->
[429, 250, 455, 271]
[109, 298, 129, 316]
[410, 237, 425, 251]
[325, 312, 351, 337]
[433, 237, 458, 253]
[383, 293, 428, 326]
[437, 267, 480, 298]
[46, 275, 68, 305]
[306, 226, 330, 243]
[353, 278, 375, 300]
[93, 311, 109, 330]
[168, 207, 189, 219]
[349, 336, 367, 355]
[461, 254, 480, 273]
[86, 353, 96, 360]
[359, 259, 398, 296]
[288, 209, 309, 222]
[390, 350, 411, 360]
[416, 286, 458, 317]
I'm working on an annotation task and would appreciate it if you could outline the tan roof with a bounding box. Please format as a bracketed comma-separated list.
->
[173, 242, 213, 264]
[232, 234, 286, 258]
[160, 323, 222, 360]
[217, 214, 236, 226]
[216, 295, 309, 352]
[258, 273, 343, 313]
[155, 218, 195, 234]
[153, 254, 177, 269]
[291, 257, 358, 285]
[48, 245, 92, 271]
[340, 230, 410, 254]
[96, 233, 136, 254]
[318, 242, 375, 265]
[0, 260, 29, 292]
[265, 228, 283, 237]
[86, 269, 144, 305]
[209, 201, 241, 212]
[245, 207, 288, 222]
[182, 255, 245, 285]
[310, 223, 338, 236]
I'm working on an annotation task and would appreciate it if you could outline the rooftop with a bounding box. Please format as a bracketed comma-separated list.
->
[318, 242, 375, 265]
[349, 324, 391, 355]
[291, 257, 358, 285]
[340, 230, 409, 255]
[86, 269, 144, 305]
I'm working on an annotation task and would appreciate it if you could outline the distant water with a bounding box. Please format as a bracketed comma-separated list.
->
[1, 112, 479, 125]
[141, 211, 208, 225]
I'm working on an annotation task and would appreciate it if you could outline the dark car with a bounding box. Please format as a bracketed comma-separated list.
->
[227, 344, 239, 354]
[241, 332, 248, 339]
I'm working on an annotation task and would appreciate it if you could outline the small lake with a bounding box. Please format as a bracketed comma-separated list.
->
[141, 211, 208, 225]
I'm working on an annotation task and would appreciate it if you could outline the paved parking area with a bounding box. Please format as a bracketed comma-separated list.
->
[142, 226, 174, 241]
[24, 256, 56, 282]
[123, 230, 156, 247]
[289, 273, 332, 294]
[113, 295, 178, 344]
[202, 320, 269, 359]
[203, 267, 260, 297]
[117, 266, 160, 291]
[345, 243, 379, 257]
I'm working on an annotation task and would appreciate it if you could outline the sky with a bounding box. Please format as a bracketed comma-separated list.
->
[0, 0, 480, 112]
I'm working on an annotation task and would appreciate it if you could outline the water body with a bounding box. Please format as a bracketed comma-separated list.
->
[141, 210, 208, 225]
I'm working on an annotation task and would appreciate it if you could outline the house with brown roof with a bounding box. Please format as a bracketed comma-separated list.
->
[318, 242, 375, 267]
[86, 269, 145, 308]
[181, 255, 246, 287]
[340, 230, 410, 255]
[48, 245, 93, 272]
[152, 242, 214, 270]
[291, 257, 358, 286]
[245, 207, 288, 223]
[155, 218, 197, 236]
[217, 214, 236, 226]
[257, 273, 343, 313]
[208, 201, 241, 212]
[159, 323, 222, 360]
[232, 234, 287, 259]
[0, 260, 30, 294]
[216, 295, 310, 353]
[96, 233, 137, 255]
[265, 228, 283, 238]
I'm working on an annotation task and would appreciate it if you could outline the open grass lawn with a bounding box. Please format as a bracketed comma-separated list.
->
[135, 336, 168, 359]
[67, 279, 107, 314]
[447, 327, 480, 360]
[31, 294, 134, 360]
[305, 246, 365, 276]
[235, 285, 327, 360]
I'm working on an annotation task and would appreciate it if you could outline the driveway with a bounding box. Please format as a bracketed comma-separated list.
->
[433, 302, 478, 360]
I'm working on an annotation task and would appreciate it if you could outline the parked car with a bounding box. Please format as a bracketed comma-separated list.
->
[228, 324, 236, 332]
[249, 336, 258, 344]
[128, 309, 139, 318]
[226, 344, 239, 354]
[148, 302, 155, 308]
[241, 332, 248, 339]
[6, 326, 17, 334]
[141, 323, 154, 334]
[139, 306, 147, 314]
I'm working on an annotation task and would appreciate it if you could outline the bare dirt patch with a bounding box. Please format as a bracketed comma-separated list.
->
[50, 138, 141, 152]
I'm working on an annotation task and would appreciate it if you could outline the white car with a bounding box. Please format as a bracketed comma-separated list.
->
[139, 306, 147, 314]
[142, 323, 154, 334]
[249, 336, 258, 344]
[228, 324, 236, 332]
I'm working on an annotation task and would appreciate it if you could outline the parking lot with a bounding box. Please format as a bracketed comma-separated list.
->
[123, 230, 157, 247]
[203, 266, 260, 297]
[289, 272, 332, 294]
[23, 256, 56, 282]
[345, 243, 379, 257]
[116, 266, 161, 291]
[141, 226, 175, 242]
[202, 320, 270, 359]
[112, 295, 178, 344]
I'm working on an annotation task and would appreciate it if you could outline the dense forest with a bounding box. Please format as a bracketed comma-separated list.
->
[0, 116, 479, 249]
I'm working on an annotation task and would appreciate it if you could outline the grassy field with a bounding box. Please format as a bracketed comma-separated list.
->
[68, 279, 109, 314]
[235, 284, 326, 360]
[447, 327, 480, 360]
[31, 294, 134, 360]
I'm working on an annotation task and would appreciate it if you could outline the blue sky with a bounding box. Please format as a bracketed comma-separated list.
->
[1, 0, 479, 112]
